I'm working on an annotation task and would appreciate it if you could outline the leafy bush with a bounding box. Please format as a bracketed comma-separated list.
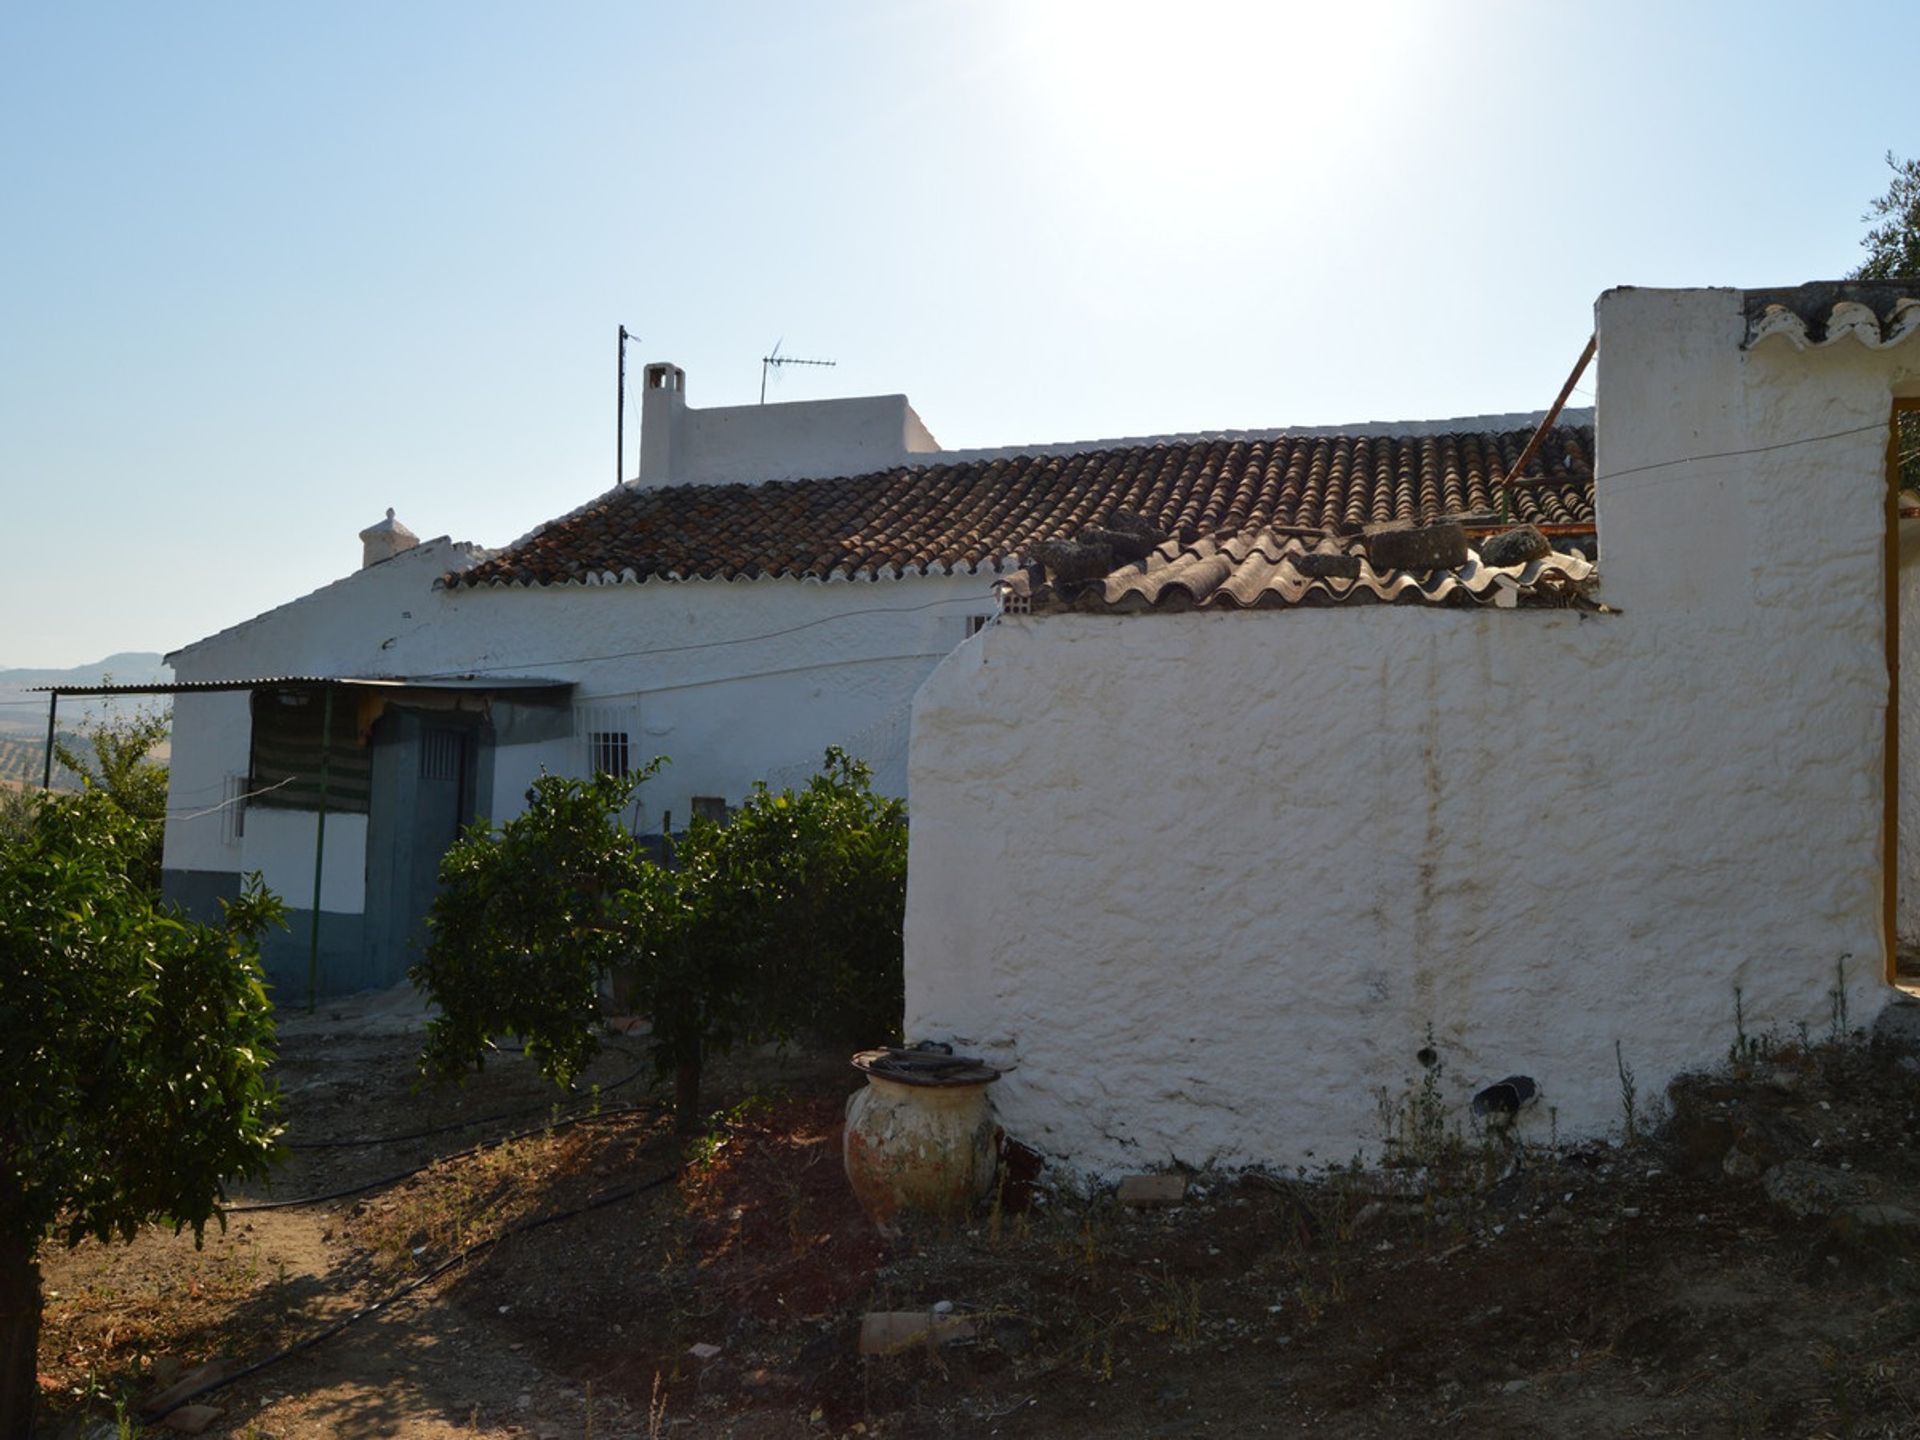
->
[0, 789, 283, 1437]
[413, 750, 909, 1130]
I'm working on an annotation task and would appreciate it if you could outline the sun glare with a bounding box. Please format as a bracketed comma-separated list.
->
[1003, 0, 1422, 191]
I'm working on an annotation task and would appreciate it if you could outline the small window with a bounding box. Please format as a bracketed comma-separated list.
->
[589, 731, 631, 779]
[965, 614, 991, 637]
[224, 772, 248, 844]
[690, 795, 728, 823]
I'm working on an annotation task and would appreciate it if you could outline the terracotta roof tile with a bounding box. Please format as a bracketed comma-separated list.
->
[449, 424, 1595, 589]
[1003, 530, 1597, 615]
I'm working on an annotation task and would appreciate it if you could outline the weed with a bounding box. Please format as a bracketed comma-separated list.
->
[1146, 1266, 1202, 1350]
[648, 1372, 669, 1439]
[687, 1093, 775, 1167]
[1615, 1040, 1639, 1146]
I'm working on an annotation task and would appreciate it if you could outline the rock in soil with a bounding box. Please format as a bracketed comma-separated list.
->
[1762, 1160, 1861, 1220]
[160, 1405, 224, 1435]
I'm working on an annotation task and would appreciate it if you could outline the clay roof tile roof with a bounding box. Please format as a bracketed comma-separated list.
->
[449, 423, 1595, 590]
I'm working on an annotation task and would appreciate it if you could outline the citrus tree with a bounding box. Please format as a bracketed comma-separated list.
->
[0, 790, 283, 1438]
[414, 751, 909, 1132]
[52, 704, 170, 896]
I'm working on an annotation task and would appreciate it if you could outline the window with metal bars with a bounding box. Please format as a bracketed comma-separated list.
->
[588, 730, 631, 779]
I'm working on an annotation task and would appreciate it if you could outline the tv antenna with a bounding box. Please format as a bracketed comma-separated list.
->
[760, 339, 836, 404]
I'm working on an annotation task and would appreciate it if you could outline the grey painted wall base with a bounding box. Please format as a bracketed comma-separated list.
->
[161, 869, 386, 1002]
[161, 867, 243, 925]
[261, 909, 374, 1003]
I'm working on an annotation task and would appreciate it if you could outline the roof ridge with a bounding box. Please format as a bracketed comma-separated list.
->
[918, 408, 1595, 469]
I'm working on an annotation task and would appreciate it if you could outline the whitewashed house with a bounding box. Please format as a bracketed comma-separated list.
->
[903, 282, 1920, 1177]
[161, 361, 1599, 999]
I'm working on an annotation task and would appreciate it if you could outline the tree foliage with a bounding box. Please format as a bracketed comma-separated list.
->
[413, 751, 909, 1128]
[52, 703, 170, 895]
[1851, 152, 1920, 281]
[1850, 153, 1920, 494]
[415, 766, 662, 1087]
[0, 789, 283, 1437]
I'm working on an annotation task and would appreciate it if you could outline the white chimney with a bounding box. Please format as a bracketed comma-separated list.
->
[638, 362, 687, 486]
[358, 508, 419, 568]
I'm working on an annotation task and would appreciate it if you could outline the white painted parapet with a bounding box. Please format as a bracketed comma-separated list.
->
[637, 362, 939, 488]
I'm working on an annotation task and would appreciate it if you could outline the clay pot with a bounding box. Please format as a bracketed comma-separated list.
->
[843, 1048, 1000, 1234]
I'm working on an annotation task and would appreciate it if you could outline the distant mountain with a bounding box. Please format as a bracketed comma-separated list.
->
[0, 652, 171, 689]
[0, 653, 173, 743]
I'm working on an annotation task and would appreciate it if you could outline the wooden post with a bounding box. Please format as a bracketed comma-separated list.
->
[1500, 335, 1598, 491]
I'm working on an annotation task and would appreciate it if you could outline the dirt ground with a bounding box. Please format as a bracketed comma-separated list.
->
[32, 986, 1920, 1439]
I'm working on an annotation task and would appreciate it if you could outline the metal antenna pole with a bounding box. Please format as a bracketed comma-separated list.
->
[616, 325, 630, 486]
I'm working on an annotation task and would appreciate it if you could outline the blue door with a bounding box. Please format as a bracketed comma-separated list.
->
[365, 710, 483, 989]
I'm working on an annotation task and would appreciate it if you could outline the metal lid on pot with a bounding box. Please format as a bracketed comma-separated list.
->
[852, 1042, 1000, 1087]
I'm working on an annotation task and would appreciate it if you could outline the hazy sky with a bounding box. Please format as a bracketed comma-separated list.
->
[2, 1, 1912, 668]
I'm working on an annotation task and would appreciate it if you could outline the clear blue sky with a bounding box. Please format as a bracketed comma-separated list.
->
[2, 0, 1911, 668]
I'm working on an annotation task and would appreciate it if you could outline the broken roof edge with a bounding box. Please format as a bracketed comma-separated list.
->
[999, 530, 1600, 617]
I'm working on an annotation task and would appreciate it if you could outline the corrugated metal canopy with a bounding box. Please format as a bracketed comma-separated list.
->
[28, 676, 574, 696]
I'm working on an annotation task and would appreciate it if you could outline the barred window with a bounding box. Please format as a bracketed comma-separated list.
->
[589, 730, 631, 779]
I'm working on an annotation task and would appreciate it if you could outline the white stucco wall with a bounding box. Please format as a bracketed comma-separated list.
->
[904, 286, 1919, 1177]
[163, 535, 998, 921]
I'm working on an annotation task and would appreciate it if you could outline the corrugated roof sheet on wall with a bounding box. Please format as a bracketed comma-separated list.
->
[1003, 529, 1597, 615]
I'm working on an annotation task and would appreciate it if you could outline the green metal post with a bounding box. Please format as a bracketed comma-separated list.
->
[307, 685, 334, 1013]
[40, 691, 58, 789]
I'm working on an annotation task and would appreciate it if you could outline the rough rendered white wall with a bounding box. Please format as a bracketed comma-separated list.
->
[904, 287, 1918, 1178]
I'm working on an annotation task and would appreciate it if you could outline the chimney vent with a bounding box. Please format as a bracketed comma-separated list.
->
[358, 508, 419, 569]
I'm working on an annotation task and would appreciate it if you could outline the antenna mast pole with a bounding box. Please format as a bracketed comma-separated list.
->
[616, 324, 631, 486]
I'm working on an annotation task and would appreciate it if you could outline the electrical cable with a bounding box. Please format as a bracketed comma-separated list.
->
[407, 592, 992, 680]
[283, 1060, 649, 1150]
[147, 1164, 681, 1422]
[228, 1097, 660, 1212]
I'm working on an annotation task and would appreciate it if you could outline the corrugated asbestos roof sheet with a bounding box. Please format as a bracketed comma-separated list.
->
[1001, 529, 1597, 615]
[448, 424, 1596, 589]
[27, 676, 570, 695]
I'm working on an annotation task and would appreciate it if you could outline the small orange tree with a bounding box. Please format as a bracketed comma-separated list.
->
[415, 751, 908, 1131]
[0, 791, 282, 1438]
